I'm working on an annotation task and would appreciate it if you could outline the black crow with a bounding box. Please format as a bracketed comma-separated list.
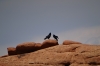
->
[53, 34, 59, 41]
[44, 32, 51, 40]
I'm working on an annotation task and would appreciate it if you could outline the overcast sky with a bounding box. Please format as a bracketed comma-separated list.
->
[0, 0, 100, 56]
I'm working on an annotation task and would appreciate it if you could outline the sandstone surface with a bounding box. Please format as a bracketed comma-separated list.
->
[16, 42, 36, 54]
[41, 39, 59, 49]
[63, 40, 82, 45]
[7, 39, 58, 55]
[0, 42, 100, 66]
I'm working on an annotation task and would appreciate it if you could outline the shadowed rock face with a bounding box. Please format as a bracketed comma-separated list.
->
[34, 43, 42, 51]
[16, 42, 36, 54]
[7, 39, 59, 55]
[0, 43, 100, 66]
[63, 40, 82, 45]
[7, 47, 17, 55]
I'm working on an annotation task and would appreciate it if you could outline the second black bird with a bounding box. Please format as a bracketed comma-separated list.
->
[53, 34, 59, 41]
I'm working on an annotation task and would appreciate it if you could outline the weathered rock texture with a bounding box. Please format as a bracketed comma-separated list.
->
[0, 42, 100, 66]
[63, 40, 82, 45]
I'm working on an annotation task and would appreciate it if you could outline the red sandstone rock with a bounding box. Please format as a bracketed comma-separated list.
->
[34, 43, 42, 51]
[7, 40, 59, 55]
[0, 44, 100, 66]
[16, 42, 36, 54]
[63, 40, 82, 45]
[16, 42, 42, 54]
[7, 47, 17, 55]
[41, 39, 59, 49]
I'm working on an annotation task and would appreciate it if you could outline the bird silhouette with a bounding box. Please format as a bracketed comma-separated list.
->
[53, 34, 59, 41]
[44, 32, 51, 40]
